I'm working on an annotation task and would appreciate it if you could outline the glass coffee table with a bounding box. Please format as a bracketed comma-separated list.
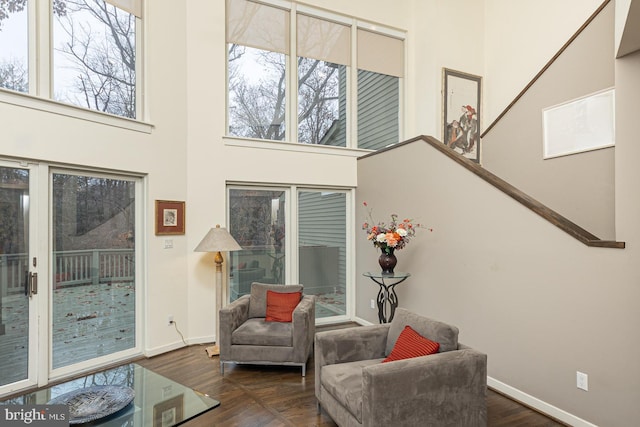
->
[1, 363, 219, 426]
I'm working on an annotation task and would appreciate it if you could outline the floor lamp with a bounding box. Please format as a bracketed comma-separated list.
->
[195, 224, 242, 357]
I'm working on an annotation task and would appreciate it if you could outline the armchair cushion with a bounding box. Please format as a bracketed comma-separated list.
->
[248, 282, 303, 318]
[232, 318, 293, 346]
[382, 325, 440, 363]
[265, 290, 301, 322]
[386, 308, 459, 354]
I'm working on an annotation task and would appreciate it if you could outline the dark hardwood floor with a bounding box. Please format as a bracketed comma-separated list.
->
[136, 325, 567, 427]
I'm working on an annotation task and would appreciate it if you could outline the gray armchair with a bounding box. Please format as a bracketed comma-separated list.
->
[315, 308, 487, 426]
[219, 282, 316, 376]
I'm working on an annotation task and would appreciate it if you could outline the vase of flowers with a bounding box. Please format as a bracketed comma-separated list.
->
[362, 202, 429, 275]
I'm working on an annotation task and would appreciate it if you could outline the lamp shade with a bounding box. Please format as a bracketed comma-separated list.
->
[194, 224, 242, 252]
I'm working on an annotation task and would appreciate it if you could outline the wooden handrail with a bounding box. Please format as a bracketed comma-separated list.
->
[360, 135, 625, 249]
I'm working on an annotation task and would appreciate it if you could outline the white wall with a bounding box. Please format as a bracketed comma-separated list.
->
[484, 0, 605, 125]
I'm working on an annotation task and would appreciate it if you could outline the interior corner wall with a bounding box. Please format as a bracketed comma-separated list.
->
[481, 2, 616, 240]
[484, 0, 606, 125]
[406, 0, 485, 140]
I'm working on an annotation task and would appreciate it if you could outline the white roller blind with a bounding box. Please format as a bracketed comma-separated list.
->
[226, 0, 290, 54]
[105, 0, 142, 18]
[297, 14, 350, 66]
[357, 29, 404, 77]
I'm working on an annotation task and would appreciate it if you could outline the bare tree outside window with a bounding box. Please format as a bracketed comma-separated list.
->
[228, 44, 346, 145]
[0, 0, 135, 118]
[297, 58, 345, 146]
[53, 0, 136, 118]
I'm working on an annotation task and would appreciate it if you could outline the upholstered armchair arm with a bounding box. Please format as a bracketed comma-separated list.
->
[315, 324, 389, 398]
[218, 295, 250, 360]
[361, 347, 488, 427]
[292, 294, 316, 363]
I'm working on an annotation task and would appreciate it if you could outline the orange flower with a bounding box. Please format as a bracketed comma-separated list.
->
[386, 232, 399, 247]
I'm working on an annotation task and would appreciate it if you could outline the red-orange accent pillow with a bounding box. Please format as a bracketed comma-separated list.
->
[265, 291, 302, 322]
[382, 325, 440, 363]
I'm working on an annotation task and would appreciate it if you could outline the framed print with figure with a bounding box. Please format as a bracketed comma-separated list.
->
[442, 68, 482, 163]
[155, 200, 185, 235]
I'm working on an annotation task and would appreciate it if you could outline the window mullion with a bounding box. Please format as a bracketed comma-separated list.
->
[287, 186, 297, 284]
[349, 23, 358, 149]
[288, 4, 297, 142]
[34, 0, 52, 98]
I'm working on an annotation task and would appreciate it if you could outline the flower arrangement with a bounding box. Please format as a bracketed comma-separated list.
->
[361, 202, 430, 255]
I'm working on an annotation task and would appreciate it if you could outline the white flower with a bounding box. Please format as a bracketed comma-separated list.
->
[396, 228, 408, 237]
[376, 233, 387, 243]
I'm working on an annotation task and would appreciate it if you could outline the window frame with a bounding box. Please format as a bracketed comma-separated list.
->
[226, 182, 355, 324]
[225, 0, 406, 151]
[0, 0, 150, 133]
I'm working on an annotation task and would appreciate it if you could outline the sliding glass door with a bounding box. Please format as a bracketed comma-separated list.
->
[51, 171, 139, 375]
[0, 163, 142, 395]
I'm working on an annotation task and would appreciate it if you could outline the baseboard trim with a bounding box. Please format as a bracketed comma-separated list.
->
[487, 377, 598, 427]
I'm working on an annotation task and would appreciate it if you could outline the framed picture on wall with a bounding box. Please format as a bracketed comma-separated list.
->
[155, 200, 185, 235]
[442, 68, 482, 163]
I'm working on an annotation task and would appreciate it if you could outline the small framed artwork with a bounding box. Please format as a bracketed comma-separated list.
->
[155, 200, 185, 235]
[153, 394, 184, 427]
[442, 68, 482, 163]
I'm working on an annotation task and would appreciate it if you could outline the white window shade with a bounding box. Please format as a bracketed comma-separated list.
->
[105, 0, 142, 18]
[227, 0, 290, 54]
[357, 29, 404, 77]
[297, 14, 350, 66]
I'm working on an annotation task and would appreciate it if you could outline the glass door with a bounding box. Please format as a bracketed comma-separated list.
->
[0, 163, 38, 394]
[50, 171, 139, 377]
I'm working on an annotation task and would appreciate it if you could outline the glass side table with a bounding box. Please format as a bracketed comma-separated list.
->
[363, 272, 410, 323]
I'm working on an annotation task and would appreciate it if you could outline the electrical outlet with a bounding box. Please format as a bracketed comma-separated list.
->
[164, 239, 173, 249]
[576, 371, 588, 391]
[167, 315, 174, 326]
[370, 299, 375, 309]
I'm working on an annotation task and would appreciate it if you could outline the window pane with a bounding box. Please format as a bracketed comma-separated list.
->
[228, 44, 286, 141]
[52, 173, 136, 369]
[357, 70, 399, 150]
[298, 58, 346, 146]
[298, 191, 346, 318]
[0, 167, 30, 386]
[0, 1, 28, 93]
[53, 0, 136, 118]
[228, 189, 286, 300]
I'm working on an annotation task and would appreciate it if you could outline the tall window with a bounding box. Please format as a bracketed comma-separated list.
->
[227, 0, 289, 140]
[357, 29, 403, 150]
[53, 0, 138, 118]
[226, 0, 404, 149]
[0, 0, 29, 92]
[0, 0, 142, 119]
[296, 14, 350, 146]
[228, 186, 350, 319]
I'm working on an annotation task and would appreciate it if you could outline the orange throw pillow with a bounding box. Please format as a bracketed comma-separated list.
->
[382, 325, 440, 363]
[265, 291, 302, 322]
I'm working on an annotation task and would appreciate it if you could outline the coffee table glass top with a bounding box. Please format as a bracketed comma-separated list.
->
[1, 363, 219, 426]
